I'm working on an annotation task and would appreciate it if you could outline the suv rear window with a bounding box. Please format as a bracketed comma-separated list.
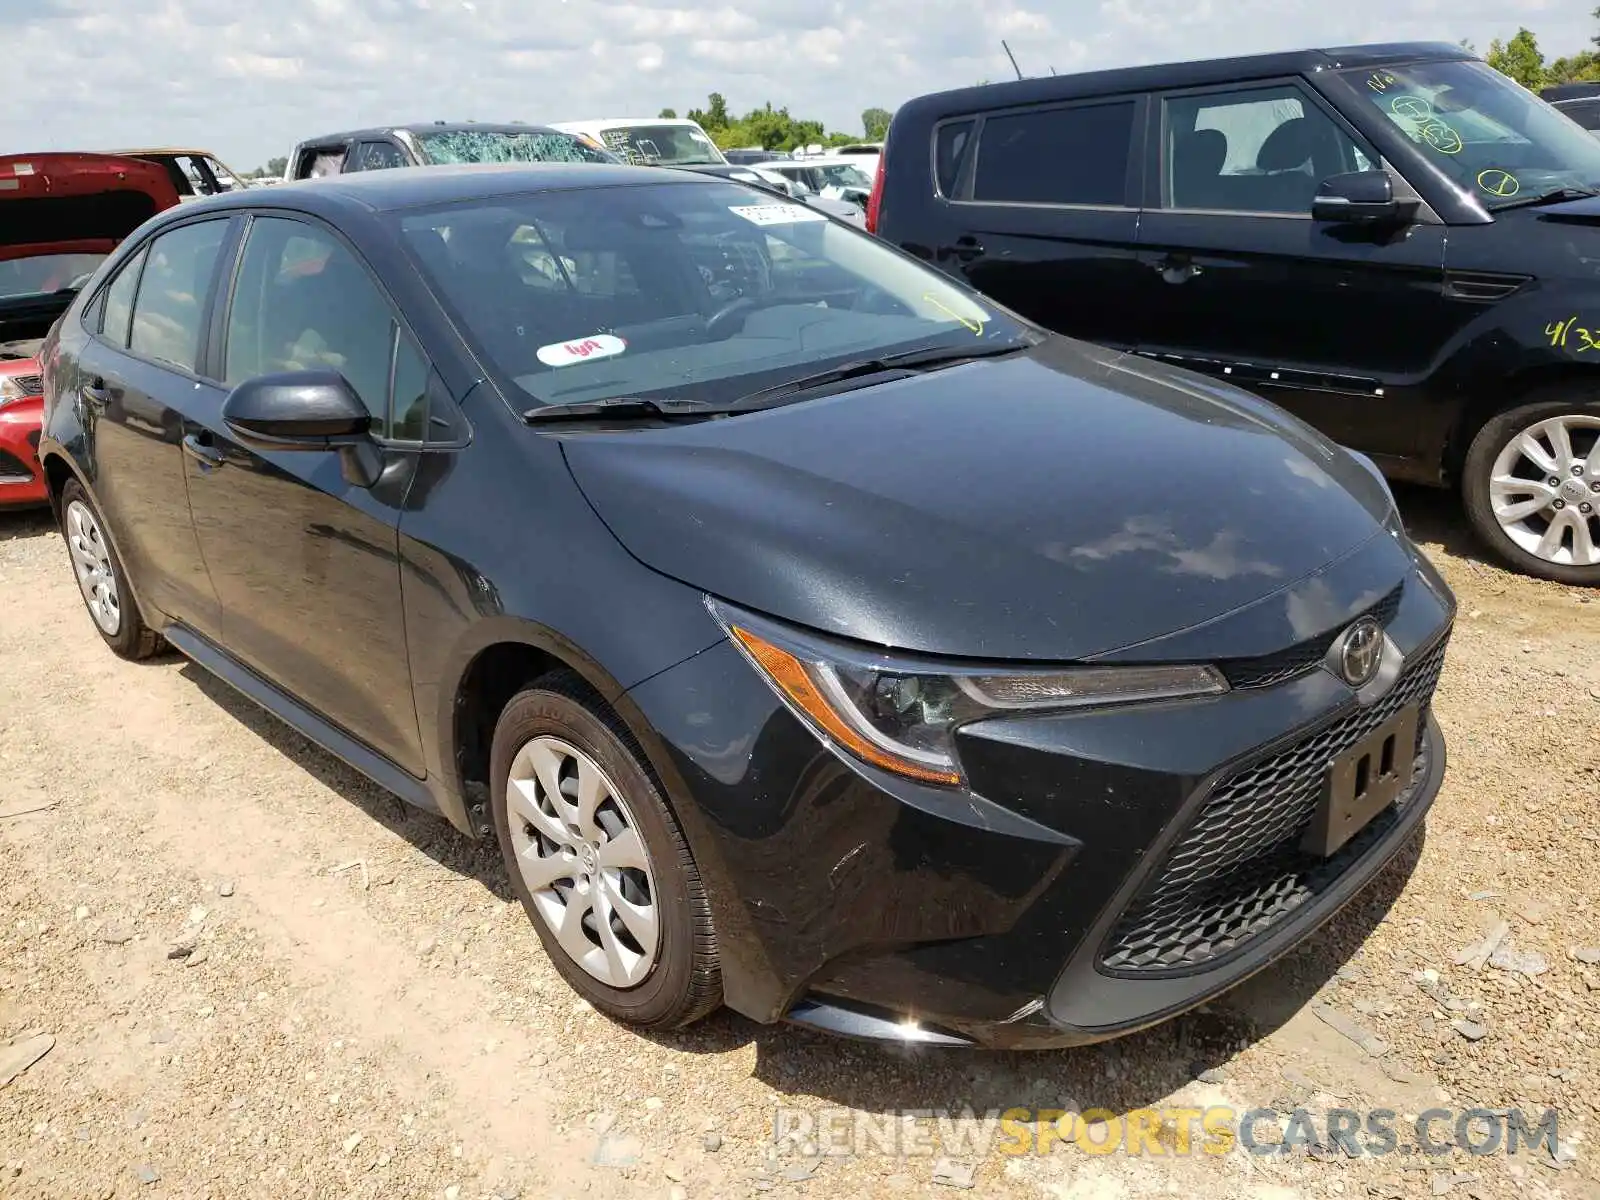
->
[973, 101, 1136, 206]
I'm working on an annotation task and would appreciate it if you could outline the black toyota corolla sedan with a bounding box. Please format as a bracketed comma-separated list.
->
[35, 163, 1454, 1048]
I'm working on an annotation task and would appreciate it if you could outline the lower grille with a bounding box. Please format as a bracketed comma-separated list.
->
[1100, 633, 1448, 975]
[0, 447, 34, 481]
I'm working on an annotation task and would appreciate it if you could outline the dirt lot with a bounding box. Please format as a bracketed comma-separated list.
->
[1, 487, 1597, 1200]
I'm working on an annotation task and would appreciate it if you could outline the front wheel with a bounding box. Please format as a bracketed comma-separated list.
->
[489, 671, 722, 1028]
[1462, 394, 1600, 585]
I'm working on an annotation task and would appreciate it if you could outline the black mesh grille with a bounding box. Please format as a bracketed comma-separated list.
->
[0, 447, 33, 480]
[1100, 633, 1448, 975]
[1219, 584, 1404, 690]
[10, 374, 43, 397]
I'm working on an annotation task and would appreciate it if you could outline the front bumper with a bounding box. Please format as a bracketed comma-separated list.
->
[626, 549, 1454, 1049]
[0, 393, 47, 508]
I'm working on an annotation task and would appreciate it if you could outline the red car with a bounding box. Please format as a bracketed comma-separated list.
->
[1, 153, 179, 508]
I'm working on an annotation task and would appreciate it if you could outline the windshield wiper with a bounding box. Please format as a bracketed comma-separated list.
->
[523, 341, 1035, 424]
[1489, 185, 1600, 212]
[522, 396, 709, 424]
[724, 341, 1034, 412]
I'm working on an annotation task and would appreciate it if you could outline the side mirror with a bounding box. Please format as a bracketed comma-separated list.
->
[1312, 170, 1418, 225]
[221, 370, 381, 487]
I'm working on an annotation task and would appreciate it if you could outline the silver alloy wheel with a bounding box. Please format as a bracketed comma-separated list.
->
[1488, 413, 1600, 567]
[65, 499, 122, 635]
[506, 735, 660, 988]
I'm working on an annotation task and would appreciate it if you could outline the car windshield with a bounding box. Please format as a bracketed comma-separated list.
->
[1341, 58, 1600, 207]
[417, 130, 616, 166]
[0, 252, 106, 300]
[594, 124, 723, 166]
[394, 180, 1028, 411]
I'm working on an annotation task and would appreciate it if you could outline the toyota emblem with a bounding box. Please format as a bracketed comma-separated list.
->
[1336, 617, 1385, 688]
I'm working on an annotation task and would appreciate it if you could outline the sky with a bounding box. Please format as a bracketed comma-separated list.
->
[3, 0, 1592, 172]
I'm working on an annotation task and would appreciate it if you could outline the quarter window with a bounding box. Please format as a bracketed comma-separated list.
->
[1163, 85, 1373, 214]
[973, 101, 1136, 206]
[128, 220, 229, 371]
[99, 246, 147, 348]
[934, 120, 975, 196]
[224, 217, 418, 436]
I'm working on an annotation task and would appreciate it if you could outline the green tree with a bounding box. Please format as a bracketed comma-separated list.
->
[1548, 51, 1600, 84]
[658, 107, 677, 119]
[861, 106, 892, 140]
[1486, 27, 1548, 90]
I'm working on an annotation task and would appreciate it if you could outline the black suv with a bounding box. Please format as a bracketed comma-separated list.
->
[873, 42, 1600, 585]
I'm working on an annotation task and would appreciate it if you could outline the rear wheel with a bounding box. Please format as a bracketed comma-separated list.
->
[58, 479, 164, 659]
[489, 671, 721, 1028]
[1462, 393, 1600, 585]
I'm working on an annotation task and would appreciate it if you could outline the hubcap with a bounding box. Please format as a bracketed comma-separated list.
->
[1488, 414, 1600, 566]
[64, 500, 121, 635]
[505, 736, 659, 988]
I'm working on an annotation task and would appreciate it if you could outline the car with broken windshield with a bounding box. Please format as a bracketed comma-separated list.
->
[36, 163, 1453, 1049]
[284, 123, 618, 179]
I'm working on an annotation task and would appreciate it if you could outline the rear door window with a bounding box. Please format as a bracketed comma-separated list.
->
[973, 101, 1137, 206]
[98, 246, 148, 348]
[128, 220, 230, 372]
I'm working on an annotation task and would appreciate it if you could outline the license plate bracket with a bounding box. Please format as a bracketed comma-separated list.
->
[1302, 704, 1420, 858]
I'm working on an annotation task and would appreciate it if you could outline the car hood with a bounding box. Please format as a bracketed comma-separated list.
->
[0, 153, 180, 263]
[1529, 194, 1600, 225]
[561, 339, 1407, 661]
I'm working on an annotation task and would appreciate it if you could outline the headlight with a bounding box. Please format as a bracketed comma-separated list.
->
[0, 376, 30, 410]
[708, 600, 1228, 786]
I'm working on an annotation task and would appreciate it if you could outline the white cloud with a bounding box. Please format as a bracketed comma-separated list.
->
[3, 0, 1592, 171]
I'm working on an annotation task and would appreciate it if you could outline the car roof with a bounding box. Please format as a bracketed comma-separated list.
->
[897, 41, 1474, 120]
[555, 117, 705, 128]
[159, 162, 710, 218]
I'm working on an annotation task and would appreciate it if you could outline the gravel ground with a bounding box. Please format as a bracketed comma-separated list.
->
[1, 486, 1597, 1200]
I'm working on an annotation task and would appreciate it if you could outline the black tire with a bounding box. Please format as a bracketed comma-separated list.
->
[58, 478, 165, 660]
[489, 670, 722, 1028]
[1462, 390, 1600, 586]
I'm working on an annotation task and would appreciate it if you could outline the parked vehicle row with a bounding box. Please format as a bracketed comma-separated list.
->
[869, 41, 1600, 584]
[19, 39, 1600, 1055]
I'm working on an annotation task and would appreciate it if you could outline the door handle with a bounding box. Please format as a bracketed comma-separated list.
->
[952, 235, 984, 262]
[1152, 256, 1203, 284]
[182, 432, 226, 469]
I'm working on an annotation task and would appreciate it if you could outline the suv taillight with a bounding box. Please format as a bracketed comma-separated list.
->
[865, 152, 885, 235]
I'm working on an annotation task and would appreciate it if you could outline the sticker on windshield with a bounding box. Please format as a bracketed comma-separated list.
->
[1477, 168, 1520, 198]
[728, 203, 828, 226]
[536, 333, 627, 368]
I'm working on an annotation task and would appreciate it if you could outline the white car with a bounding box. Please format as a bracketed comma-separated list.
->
[549, 117, 727, 166]
[754, 157, 875, 205]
